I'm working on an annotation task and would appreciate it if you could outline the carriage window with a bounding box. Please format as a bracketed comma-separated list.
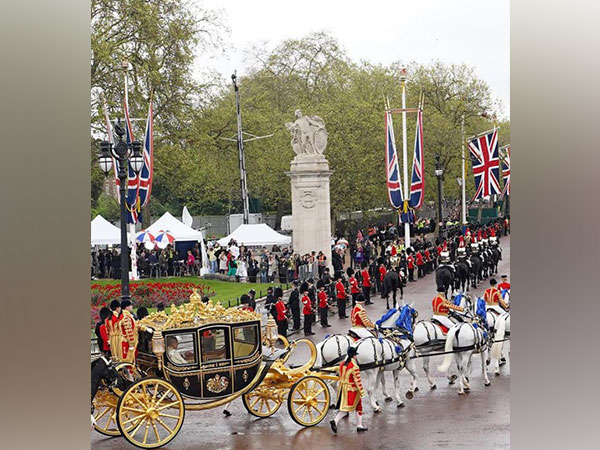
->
[200, 328, 228, 362]
[233, 326, 257, 358]
[165, 334, 196, 366]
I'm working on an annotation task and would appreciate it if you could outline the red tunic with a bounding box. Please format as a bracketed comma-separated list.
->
[484, 287, 502, 305]
[432, 295, 450, 315]
[361, 270, 371, 287]
[415, 253, 424, 266]
[301, 294, 312, 315]
[335, 280, 347, 299]
[407, 256, 415, 269]
[99, 323, 110, 352]
[424, 249, 431, 261]
[498, 282, 510, 291]
[318, 290, 328, 308]
[275, 300, 287, 321]
[337, 359, 366, 413]
[349, 277, 360, 294]
[378, 266, 387, 281]
[351, 305, 373, 328]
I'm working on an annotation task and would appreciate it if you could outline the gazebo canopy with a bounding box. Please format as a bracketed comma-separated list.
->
[146, 211, 204, 242]
[91, 215, 122, 246]
[217, 224, 291, 247]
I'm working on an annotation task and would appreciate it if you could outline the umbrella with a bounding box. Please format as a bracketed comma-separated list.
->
[154, 230, 176, 249]
[136, 230, 155, 244]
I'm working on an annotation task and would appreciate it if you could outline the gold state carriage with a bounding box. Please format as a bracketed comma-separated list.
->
[92, 291, 338, 449]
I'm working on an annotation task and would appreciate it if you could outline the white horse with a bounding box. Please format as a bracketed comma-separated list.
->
[486, 290, 510, 375]
[401, 293, 475, 390]
[437, 303, 492, 395]
[313, 306, 418, 411]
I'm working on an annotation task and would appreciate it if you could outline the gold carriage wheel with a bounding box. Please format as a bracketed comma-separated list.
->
[242, 385, 282, 418]
[287, 376, 330, 427]
[92, 387, 121, 436]
[116, 378, 185, 449]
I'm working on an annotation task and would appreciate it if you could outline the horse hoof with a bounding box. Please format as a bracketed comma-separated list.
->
[374, 408, 382, 414]
[495, 372, 500, 377]
[397, 402, 405, 408]
[485, 381, 491, 387]
[465, 377, 470, 383]
[486, 359, 491, 366]
[405, 391, 414, 400]
[385, 397, 393, 402]
[414, 387, 419, 392]
[458, 391, 465, 396]
[430, 384, 437, 390]
[449, 374, 458, 383]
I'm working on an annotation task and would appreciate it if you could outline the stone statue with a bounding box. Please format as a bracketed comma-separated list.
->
[285, 109, 328, 156]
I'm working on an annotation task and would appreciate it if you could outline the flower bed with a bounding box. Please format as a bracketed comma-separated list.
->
[91, 281, 215, 327]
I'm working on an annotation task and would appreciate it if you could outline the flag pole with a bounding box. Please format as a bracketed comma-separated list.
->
[123, 59, 139, 281]
[400, 68, 410, 249]
[461, 113, 467, 225]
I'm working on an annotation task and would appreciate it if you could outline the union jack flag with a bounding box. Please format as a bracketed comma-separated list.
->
[500, 145, 510, 198]
[409, 108, 424, 209]
[124, 93, 140, 224]
[385, 111, 404, 209]
[468, 129, 501, 201]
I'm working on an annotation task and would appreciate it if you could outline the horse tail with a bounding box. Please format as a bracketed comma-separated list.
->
[491, 315, 507, 360]
[438, 325, 459, 373]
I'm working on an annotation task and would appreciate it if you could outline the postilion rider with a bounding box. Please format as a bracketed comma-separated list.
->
[106, 299, 138, 363]
[484, 278, 510, 315]
[330, 346, 368, 434]
[351, 294, 375, 329]
[432, 286, 465, 333]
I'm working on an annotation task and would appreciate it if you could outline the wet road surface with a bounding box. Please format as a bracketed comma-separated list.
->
[92, 236, 510, 449]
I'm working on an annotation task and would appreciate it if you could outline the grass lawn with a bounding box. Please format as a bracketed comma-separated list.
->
[92, 277, 285, 305]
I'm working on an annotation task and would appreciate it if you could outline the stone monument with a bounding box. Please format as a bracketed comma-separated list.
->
[285, 110, 332, 269]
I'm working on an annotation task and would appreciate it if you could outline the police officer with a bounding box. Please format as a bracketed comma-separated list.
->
[287, 280, 301, 331]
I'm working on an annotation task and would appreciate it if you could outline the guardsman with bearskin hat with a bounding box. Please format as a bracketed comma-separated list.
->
[347, 268, 360, 307]
[274, 287, 288, 338]
[360, 263, 372, 304]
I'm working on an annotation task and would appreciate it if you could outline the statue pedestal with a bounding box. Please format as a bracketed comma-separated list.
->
[286, 154, 333, 270]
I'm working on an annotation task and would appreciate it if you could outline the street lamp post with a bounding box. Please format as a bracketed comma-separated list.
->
[434, 154, 445, 235]
[98, 119, 143, 301]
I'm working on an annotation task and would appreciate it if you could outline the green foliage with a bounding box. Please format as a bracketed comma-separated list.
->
[90, 22, 509, 217]
[94, 192, 120, 221]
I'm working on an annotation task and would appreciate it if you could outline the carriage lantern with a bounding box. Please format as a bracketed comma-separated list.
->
[264, 317, 279, 355]
[151, 330, 165, 370]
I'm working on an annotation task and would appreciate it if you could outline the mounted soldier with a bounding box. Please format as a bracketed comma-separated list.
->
[484, 278, 510, 315]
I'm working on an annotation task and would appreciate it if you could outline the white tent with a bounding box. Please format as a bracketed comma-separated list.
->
[146, 211, 204, 242]
[91, 215, 123, 246]
[217, 223, 291, 247]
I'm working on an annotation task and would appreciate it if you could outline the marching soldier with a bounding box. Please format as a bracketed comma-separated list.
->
[347, 268, 360, 307]
[484, 278, 509, 314]
[351, 295, 375, 329]
[335, 274, 348, 319]
[416, 250, 425, 278]
[301, 283, 315, 336]
[432, 286, 465, 332]
[360, 263, 372, 304]
[377, 261, 387, 293]
[274, 287, 288, 338]
[407, 252, 415, 282]
[317, 280, 331, 327]
[330, 346, 368, 433]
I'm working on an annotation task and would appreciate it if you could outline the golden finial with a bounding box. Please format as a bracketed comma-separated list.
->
[190, 288, 202, 304]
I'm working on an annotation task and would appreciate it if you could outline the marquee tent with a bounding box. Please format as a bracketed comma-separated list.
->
[91, 215, 123, 246]
[146, 212, 204, 242]
[217, 223, 291, 247]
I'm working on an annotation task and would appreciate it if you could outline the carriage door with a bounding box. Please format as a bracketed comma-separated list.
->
[199, 326, 233, 398]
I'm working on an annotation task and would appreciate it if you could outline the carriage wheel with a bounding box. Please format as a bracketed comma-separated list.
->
[287, 376, 330, 427]
[116, 378, 185, 449]
[92, 388, 121, 436]
[242, 385, 282, 418]
[92, 362, 142, 436]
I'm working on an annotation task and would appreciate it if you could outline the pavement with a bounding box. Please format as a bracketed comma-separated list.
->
[92, 235, 510, 449]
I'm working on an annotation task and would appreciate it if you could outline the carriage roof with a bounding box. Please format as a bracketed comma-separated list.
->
[137, 289, 261, 333]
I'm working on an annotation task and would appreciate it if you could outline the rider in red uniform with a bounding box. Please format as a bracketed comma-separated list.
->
[351, 295, 374, 329]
